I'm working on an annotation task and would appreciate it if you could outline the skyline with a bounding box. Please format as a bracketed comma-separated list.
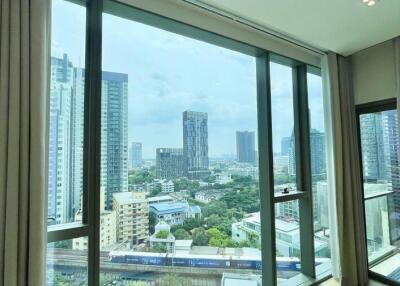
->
[52, 0, 324, 159]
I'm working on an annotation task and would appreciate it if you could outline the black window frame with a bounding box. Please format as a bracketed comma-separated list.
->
[356, 98, 399, 286]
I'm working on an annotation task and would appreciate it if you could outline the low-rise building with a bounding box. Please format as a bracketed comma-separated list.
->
[232, 212, 261, 248]
[149, 201, 188, 226]
[195, 190, 227, 203]
[148, 195, 175, 205]
[161, 180, 174, 193]
[232, 212, 329, 258]
[113, 192, 149, 245]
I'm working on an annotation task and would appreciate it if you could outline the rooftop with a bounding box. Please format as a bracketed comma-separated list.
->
[150, 201, 188, 214]
[113, 192, 147, 204]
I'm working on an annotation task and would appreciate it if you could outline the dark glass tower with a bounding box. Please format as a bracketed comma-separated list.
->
[183, 111, 209, 179]
[236, 131, 256, 163]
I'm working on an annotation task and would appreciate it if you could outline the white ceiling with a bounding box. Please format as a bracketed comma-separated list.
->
[196, 0, 400, 55]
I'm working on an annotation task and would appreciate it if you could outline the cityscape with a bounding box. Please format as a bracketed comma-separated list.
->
[47, 52, 332, 286]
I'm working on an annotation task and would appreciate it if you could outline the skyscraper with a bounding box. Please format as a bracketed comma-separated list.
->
[236, 131, 256, 163]
[183, 111, 209, 179]
[382, 110, 400, 241]
[101, 71, 129, 209]
[281, 136, 291, 156]
[156, 148, 185, 179]
[288, 129, 326, 176]
[48, 55, 74, 224]
[71, 67, 85, 218]
[360, 113, 386, 181]
[130, 142, 142, 168]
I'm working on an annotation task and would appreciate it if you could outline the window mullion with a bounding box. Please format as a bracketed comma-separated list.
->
[257, 53, 277, 286]
[293, 64, 316, 278]
[84, 0, 103, 285]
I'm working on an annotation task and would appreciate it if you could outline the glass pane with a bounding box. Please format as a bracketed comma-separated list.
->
[307, 72, 331, 270]
[48, 0, 86, 226]
[46, 238, 88, 285]
[100, 11, 262, 285]
[275, 201, 301, 283]
[359, 109, 400, 283]
[270, 63, 297, 195]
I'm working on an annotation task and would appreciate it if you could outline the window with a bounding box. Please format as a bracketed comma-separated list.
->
[46, 1, 333, 285]
[357, 100, 400, 284]
[46, 0, 88, 284]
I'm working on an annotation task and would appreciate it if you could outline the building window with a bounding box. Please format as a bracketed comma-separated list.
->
[357, 100, 400, 284]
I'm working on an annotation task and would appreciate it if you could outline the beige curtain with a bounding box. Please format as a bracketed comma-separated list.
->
[0, 0, 50, 285]
[323, 53, 369, 286]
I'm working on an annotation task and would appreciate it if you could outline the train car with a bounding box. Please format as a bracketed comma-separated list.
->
[276, 258, 301, 272]
[108, 250, 330, 273]
[168, 254, 230, 269]
[125, 252, 167, 266]
[108, 251, 127, 263]
[230, 258, 262, 270]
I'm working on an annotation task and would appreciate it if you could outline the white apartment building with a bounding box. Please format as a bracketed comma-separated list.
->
[113, 192, 149, 245]
[232, 212, 328, 258]
[161, 180, 174, 193]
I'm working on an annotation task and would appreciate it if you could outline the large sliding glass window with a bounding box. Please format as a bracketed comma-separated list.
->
[45, 1, 333, 285]
[357, 101, 400, 285]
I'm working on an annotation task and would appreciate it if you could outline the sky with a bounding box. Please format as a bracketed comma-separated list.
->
[52, 0, 324, 159]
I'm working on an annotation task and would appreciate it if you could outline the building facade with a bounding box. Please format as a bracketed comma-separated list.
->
[149, 201, 188, 226]
[129, 142, 142, 168]
[101, 71, 129, 209]
[288, 129, 326, 176]
[48, 54, 75, 224]
[183, 111, 209, 179]
[156, 148, 185, 179]
[113, 192, 149, 245]
[236, 131, 256, 163]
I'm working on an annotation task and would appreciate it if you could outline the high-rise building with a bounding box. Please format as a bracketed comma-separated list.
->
[101, 71, 129, 209]
[113, 192, 149, 245]
[48, 54, 74, 224]
[360, 113, 386, 182]
[281, 136, 291, 156]
[156, 148, 185, 179]
[382, 110, 400, 241]
[182, 111, 209, 179]
[288, 129, 326, 176]
[129, 142, 142, 168]
[71, 67, 85, 219]
[236, 131, 256, 163]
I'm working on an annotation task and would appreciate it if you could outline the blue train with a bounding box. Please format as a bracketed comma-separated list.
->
[108, 251, 328, 272]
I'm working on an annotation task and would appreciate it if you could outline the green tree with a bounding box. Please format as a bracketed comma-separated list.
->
[173, 228, 191, 240]
[181, 218, 203, 232]
[150, 183, 162, 197]
[156, 274, 191, 286]
[202, 200, 228, 217]
[192, 227, 209, 246]
[150, 244, 167, 253]
[149, 212, 157, 234]
[155, 230, 170, 239]
[207, 228, 236, 247]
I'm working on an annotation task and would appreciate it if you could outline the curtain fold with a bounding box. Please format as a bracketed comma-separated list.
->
[323, 53, 369, 286]
[0, 0, 51, 285]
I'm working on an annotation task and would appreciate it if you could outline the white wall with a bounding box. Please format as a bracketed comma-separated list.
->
[352, 39, 397, 105]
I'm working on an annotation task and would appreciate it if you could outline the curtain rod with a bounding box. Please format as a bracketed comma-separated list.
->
[181, 0, 326, 56]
